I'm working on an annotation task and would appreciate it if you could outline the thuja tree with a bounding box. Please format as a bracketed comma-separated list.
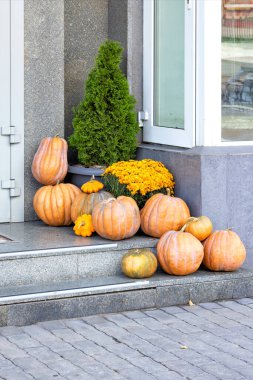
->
[69, 40, 140, 167]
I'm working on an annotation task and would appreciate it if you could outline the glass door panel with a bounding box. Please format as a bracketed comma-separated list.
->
[143, 0, 195, 148]
[154, 0, 185, 129]
[222, 0, 253, 141]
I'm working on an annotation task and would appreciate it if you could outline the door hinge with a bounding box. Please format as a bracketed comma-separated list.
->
[1, 126, 21, 144]
[1, 179, 21, 197]
[138, 111, 149, 127]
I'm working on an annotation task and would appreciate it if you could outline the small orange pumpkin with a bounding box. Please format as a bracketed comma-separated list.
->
[182, 216, 213, 241]
[71, 191, 113, 223]
[73, 214, 95, 237]
[140, 191, 190, 238]
[33, 183, 81, 226]
[81, 176, 104, 194]
[32, 136, 68, 185]
[121, 248, 158, 278]
[157, 230, 204, 276]
[92, 196, 140, 240]
[203, 230, 246, 271]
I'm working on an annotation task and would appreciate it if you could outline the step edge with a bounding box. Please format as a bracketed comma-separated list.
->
[0, 280, 151, 305]
[0, 243, 119, 260]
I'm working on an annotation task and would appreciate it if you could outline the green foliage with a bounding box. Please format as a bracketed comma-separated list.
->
[69, 40, 140, 167]
[103, 174, 168, 209]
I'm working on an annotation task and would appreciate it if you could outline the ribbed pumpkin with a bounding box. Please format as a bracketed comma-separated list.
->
[33, 183, 81, 226]
[32, 136, 68, 185]
[203, 230, 246, 271]
[157, 230, 204, 276]
[71, 191, 113, 223]
[183, 216, 213, 241]
[121, 248, 158, 278]
[92, 196, 140, 240]
[140, 191, 190, 238]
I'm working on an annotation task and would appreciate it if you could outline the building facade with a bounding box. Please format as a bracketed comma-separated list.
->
[1, 0, 253, 248]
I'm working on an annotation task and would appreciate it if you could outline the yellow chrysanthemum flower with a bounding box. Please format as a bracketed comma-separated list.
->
[104, 159, 174, 197]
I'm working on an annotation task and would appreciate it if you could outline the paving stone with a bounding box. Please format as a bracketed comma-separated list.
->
[8, 333, 41, 349]
[105, 313, 139, 327]
[122, 310, 147, 319]
[161, 306, 186, 314]
[0, 354, 13, 369]
[38, 320, 66, 330]
[25, 346, 62, 363]
[236, 297, 253, 305]
[50, 327, 84, 342]
[0, 336, 29, 359]
[1, 299, 253, 379]
[199, 302, 224, 309]
[0, 367, 34, 380]
[200, 362, 245, 379]
[45, 359, 84, 376]
[0, 326, 24, 337]
[60, 349, 120, 378]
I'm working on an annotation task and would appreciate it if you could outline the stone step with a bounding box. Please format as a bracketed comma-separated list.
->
[0, 236, 158, 288]
[0, 268, 252, 326]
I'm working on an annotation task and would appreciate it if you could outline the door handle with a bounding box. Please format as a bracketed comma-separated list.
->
[187, 0, 192, 10]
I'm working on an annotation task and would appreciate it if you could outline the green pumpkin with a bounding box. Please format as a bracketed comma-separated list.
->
[121, 248, 157, 279]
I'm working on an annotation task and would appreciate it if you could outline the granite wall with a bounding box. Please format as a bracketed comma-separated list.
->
[24, 0, 65, 220]
[64, 0, 108, 147]
[137, 145, 253, 249]
[108, 0, 143, 141]
[24, 0, 142, 220]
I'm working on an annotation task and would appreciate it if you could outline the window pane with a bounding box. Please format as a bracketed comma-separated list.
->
[154, 0, 184, 129]
[222, 0, 253, 141]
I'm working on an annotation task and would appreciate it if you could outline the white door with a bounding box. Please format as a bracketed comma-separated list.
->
[0, 0, 24, 223]
[0, 1, 11, 222]
[143, 0, 195, 147]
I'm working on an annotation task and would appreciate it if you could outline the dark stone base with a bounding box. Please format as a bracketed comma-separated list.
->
[137, 144, 253, 250]
[66, 165, 105, 188]
[0, 269, 252, 326]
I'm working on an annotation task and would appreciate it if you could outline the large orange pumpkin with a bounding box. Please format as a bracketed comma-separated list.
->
[157, 230, 204, 275]
[121, 248, 157, 278]
[140, 192, 190, 238]
[32, 136, 68, 185]
[33, 183, 81, 226]
[183, 216, 213, 241]
[203, 230, 246, 271]
[71, 191, 113, 223]
[92, 196, 140, 240]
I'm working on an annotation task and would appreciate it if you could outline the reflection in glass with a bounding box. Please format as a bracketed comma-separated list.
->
[154, 0, 184, 129]
[222, 0, 253, 141]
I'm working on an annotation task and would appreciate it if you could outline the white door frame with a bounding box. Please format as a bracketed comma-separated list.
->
[0, 0, 11, 222]
[10, 0, 24, 222]
[0, 0, 24, 223]
[143, 0, 196, 148]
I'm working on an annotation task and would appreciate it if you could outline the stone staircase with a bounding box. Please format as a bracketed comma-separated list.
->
[0, 221, 252, 326]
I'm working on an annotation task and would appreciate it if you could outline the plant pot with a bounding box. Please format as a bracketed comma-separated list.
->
[67, 165, 105, 188]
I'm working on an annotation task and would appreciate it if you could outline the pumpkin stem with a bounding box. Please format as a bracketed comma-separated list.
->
[187, 217, 199, 223]
[180, 217, 199, 232]
[226, 227, 233, 231]
[166, 188, 171, 196]
[104, 197, 115, 204]
[56, 180, 61, 185]
[90, 175, 95, 181]
[180, 224, 187, 232]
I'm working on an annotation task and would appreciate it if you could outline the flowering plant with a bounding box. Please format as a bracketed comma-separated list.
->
[103, 159, 175, 208]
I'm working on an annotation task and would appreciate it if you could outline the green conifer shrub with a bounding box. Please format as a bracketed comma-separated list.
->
[69, 40, 140, 167]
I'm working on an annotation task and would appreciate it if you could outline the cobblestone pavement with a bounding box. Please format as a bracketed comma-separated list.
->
[1, 299, 253, 379]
